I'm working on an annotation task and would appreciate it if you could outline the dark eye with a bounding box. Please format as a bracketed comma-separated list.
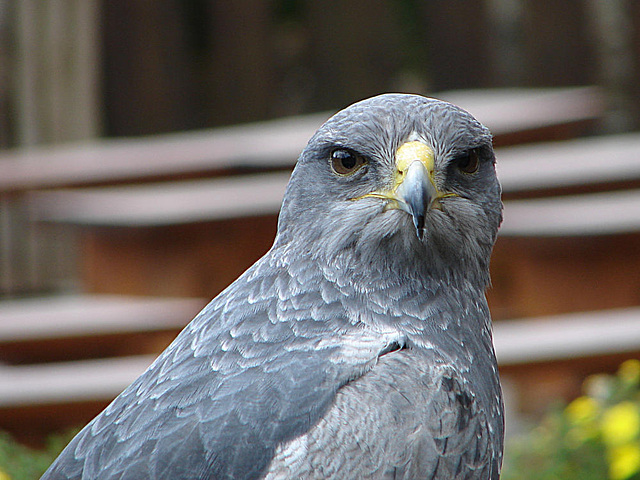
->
[330, 149, 367, 175]
[455, 149, 480, 174]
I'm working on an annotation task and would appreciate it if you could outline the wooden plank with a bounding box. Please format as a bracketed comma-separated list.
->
[0, 295, 205, 364]
[0, 294, 204, 342]
[495, 306, 640, 415]
[494, 307, 640, 416]
[0, 355, 154, 407]
[501, 189, 640, 237]
[27, 173, 289, 227]
[442, 86, 603, 140]
[0, 114, 327, 193]
[498, 132, 640, 198]
[494, 307, 640, 366]
[0, 87, 604, 193]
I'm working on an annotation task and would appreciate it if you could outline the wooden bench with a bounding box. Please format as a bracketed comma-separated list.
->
[0, 86, 614, 443]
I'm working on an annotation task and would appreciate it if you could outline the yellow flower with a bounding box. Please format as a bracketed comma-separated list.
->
[602, 402, 640, 446]
[619, 360, 640, 385]
[608, 442, 640, 480]
[566, 396, 599, 425]
[0, 469, 11, 480]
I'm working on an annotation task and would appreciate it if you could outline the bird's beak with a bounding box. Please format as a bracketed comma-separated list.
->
[393, 142, 440, 240]
[357, 141, 450, 240]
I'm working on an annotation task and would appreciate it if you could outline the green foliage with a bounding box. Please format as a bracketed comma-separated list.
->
[503, 360, 640, 480]
[0, 428, 77, 480]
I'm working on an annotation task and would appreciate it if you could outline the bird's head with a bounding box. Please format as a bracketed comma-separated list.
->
[277, 94, 502, 288]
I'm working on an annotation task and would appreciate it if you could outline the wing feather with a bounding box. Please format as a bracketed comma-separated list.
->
[42, 256, 404, 480]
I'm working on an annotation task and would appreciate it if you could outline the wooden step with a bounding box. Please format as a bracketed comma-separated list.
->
[494, 307, 640, 365]
[498, 132, 640, 199]
[0, 295, 206, 363]
[0, 355, 154, 408]
[500, 188, 640, 237]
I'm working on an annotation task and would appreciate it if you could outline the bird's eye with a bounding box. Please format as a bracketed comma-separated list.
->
[455, 149, 480, 174]
[330, 149, 367, 175]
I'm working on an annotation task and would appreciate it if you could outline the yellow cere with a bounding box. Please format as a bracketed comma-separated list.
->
[394, 141, 459, 204]
[394, 141, 435, 190]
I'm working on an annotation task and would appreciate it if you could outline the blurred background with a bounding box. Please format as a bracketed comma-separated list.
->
[1, 1, 640, 478]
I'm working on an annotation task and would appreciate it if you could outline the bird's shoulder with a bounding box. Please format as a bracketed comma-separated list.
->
[42, 253, 409, 479]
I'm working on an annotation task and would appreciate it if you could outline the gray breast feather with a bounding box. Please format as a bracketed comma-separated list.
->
[265, 349, 499, 480]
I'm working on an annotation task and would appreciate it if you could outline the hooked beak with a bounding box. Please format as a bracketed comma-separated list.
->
[355, 141, 451, 240]
[394, 159, 439, 240]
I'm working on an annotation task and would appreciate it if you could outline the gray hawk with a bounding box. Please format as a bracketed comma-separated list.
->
[42, 93, 504, 479]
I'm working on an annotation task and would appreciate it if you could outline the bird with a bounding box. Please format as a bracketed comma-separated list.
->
[42, 93, 504, 479]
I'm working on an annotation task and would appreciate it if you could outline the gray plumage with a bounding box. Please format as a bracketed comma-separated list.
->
[43, 93, 504, 480]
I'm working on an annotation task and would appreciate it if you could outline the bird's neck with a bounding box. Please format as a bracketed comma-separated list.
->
[271, 234, 490, 332]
